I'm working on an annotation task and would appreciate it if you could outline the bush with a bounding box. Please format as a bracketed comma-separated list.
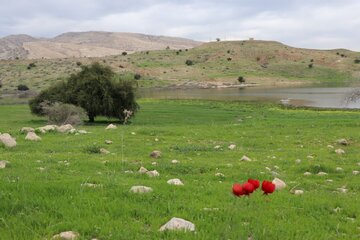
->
[134, 73, 141, 80]
[122, 52, 127, 56]
[76, 61, 82, 66]
[27, 62, 36, 70]
[238, 76, 245, 83]
[185, 60, 194, 66]
[354, 59, 360, 64]
[308, 63, 313, 68]
[41, 102, 86, 126]
[29, 63, 139, 122]
[227, 57, 232, 61]
[17, 84, 29, 91]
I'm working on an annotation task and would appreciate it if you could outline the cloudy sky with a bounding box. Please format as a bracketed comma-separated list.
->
[0, 0, 359, 50]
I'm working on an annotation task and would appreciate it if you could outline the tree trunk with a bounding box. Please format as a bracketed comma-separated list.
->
[88, 114, 95, 123]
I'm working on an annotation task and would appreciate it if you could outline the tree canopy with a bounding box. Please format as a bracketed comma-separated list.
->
[29, 62, 139, 122]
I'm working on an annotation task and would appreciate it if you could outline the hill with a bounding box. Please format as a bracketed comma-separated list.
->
[0, 31, 202, 60]
[0, 40, 360, 93]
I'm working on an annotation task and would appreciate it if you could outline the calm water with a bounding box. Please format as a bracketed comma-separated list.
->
[140, 87, 360, 109]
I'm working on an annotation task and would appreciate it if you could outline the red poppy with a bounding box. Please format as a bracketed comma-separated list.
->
[261, 180, 276, 195]
[247, 179, 260, 190]
[242, 182, 255, 195]
[232, 183, 245, 196]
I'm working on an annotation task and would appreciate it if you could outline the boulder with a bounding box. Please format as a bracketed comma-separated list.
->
[0, 160, 9, 169]
[20, 127, 35, 133]
[150, 150, 161, 158]
[272, 178, 286, 190]
[228, 144, 236, 150]
[105, 140, 113, 145]
[215, 172, 225, 177]
[146, 170, 160, 177]
[335, 149, 345, 155]
[317, 172, 328, 176]
[336, 139, 349, 146]
[130, 186, 153, 193]
[304, 172, 312, 176]
[99, 148, 110, 154]
[38, 125, 58, 133]
[353, 170, 359, 175]
[58, 124, 75, 133]
[138, 167, 148, 174]
[171, 159, 179, 164]
[159, 217, 195, 232]
[0, 133, 17, 147]
[240, 155, 252, 162]
[52, 231, 79, 240]
[294, 190, 304, 195]
[335, 167, 343, 172]
[25, 132, 41, 141]
[105, 124, 117, 130]
[167, 178, 184, 185]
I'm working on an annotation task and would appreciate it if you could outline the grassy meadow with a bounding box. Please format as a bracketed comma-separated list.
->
[0, 100, 360, 239]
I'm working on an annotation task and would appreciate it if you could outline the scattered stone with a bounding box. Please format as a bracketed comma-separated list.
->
[203, 208, 219, 211]
[337, 186, 348, 193]
[124, 170, 133, 174]
[81, 183, 102, 188]
[57, 124, 75, 133]
[215, 172, 225, 177]
[171, 159, 179, 164]
[150, 150, 161, 158]
[265, 167, 272, 171]
[167, 178, 184, 185]
[138, 166, 148, 174]
[155, 138, 159, 142]
[214, 145, 221, 149]
[151, 162, 158, 166]
[326, 179, 333, 183]
[20, 127, 34, 133]
[52, 231, 79, 240]
[78, 130, 88, 134]
[295, 159, 301, 164]
[271, 171, 279, 176]
[105, 124, 117, 130]
[272, 178, 286, 190]
[0, 133, 17, 148]
[317, 172, 328, 176]
[294, 190, 304, 195]
[274, 165, 280, 170]
[228, 144, 236, 150]
[226, 163, 233, 167]
[353, 170, 359, 175]
[38, 167, 45, 171]
[335, 149, 345, 155]
[131, 132, 136, 135]
[333, 207, 342, 213]
[336, 139, 349, 146]
[130, 186, 153, 193]
[146, 170, 160, 177]
[25, 132, 41, 141]
[327, 145, 334, 149]
[307, 155, 314, 159]
[105, 140, 113, 145]
[0, 160, 9, 169]
[304, 172, 312, 176]
[38, 125, 58, 133]
[99, 148, 110, 154]
[336, 167, 343, 172]
[159, 217, 195, 232]
[240, 155, 252, 162]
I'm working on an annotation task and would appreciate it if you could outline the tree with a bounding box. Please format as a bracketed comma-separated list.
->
[29, 63, 139, 122]
[238, 76, 245, 83]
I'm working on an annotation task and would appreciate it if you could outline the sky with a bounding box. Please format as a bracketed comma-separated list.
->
[0, 0, 359, 51]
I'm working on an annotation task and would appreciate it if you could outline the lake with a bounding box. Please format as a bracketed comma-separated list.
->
[140, 87, 360, 109]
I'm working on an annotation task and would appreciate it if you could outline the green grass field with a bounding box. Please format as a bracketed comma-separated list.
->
[0, 100, 360, 239]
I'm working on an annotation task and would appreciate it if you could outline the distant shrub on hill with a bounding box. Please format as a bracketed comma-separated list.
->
[134, 73, 141, 80]
[122, 52, 127, 56]
[308, 63, 313, 68]
[27, 62, 36, 70]
[17, 84, 29, 91]
[185, 60, 194, 66]
[354, 59, 360, 64]
[238, 76, 245, 83]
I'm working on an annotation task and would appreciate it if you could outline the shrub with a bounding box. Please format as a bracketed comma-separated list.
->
[227, 50, 231, 54]
[308, 63, 313, 68]
[354, 59, 360, 64]
[185, 60, 194, 66]
[27, 62, 36, 70]
[17, 84, 29, 91]
[134, 73, 141, 80]
[227, 57, 232, 61]
[76, 61, 82, 66]
[216, 38, 221, 42]
[41, 102, 86, 126]
[238, 76, 245, 83]
[84, 144, 101, 154]
[122, 52, 127, 56]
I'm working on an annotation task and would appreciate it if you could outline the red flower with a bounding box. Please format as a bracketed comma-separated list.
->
[242, 182, 255, 195]
[232, 183, 245, 196]
[247, 179, 260, 190]
[261, 180, 275, 195]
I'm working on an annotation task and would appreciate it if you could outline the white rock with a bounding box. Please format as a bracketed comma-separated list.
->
[294, 190, 304, 195]
[337, 187, 348, 193]
[150, 150, 161, 158]
[105, 124, 117, 130]
[124, 170, 133, 174]
[81, 183, 102, 188]
[20, 127, 35, 133]
[265, 167, 272, 171]
[0, 160, 9, 169]
[307, 155, 314, 159]
[131, 132, 136, 135]
[317, 172, 328, 176]
[295, 159, 301, 164]
[78, 130, 88, 134]
[146, 170, 160, 177]
[38, 125, 58, 133]
[326, 179, 333, 183]
[304, 172, 312, 176]
[151, 162, 158, 166]
[353, 170, 359, 175]
[57, 124, 75, 133]
[138, 166, 148, 174]
[105, 140, 113, 145]
[272, 178, 286, 190]
[214, 145, 221, 149]
[130, 186, 153, 193]
[154, 138, 159, 142]
[167, 178, 184, 186]
[336, 167, 343, 172]
[25, 132, 41, 141]
[336, 139, 349, 146]
[52, 231, 79, 240]
[240, 155, 252, 162]
[335, 149, 345, 155]
[228, 144, 236, 150]
[203, 208, 219, 211]
[99, 148, 110, 154]
[171, 159, 179, 164]
[215, 172, 224, 177]
[159, 217, 195, 232]
[327, 144, 334, 149]
[0, 133, 17, 147]
[274, 165, 280, 170]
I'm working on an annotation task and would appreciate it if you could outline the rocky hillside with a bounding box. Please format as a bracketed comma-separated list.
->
[0, 31, 202, 60]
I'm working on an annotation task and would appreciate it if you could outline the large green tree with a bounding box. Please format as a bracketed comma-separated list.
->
[29, 63, 139, 122]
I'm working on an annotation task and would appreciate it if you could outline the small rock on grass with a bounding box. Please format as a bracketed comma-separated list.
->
[228, 144, 236, 150]
[272, 178, 286, 190]
[215, 172, 224, 177]
[240, 155, 252, 162]
[138, 166, 148, 174]
[20, 127, 35, 133]
[52, 231, 79, 240]
[0, 133, 17, 148]
[294, 190, 304, 195]
[304, 172, 312, 176]
[100, 148, 110, 154]
[105, 124, 117, 130]
[335, 149, 345, 155]
[317, 172, 328, 176]
[146, 170, 160, 177]
[167, 178, 184, 185]
[58, 124, 75, 133]
[130, 186, 153, 193]
[150, 150, 161, 158]
[295, 159, 301, 164]
[336, 139, 349, 146]
[105, 140, 113, 145]
[336, 167, 343, 172]
[25, 132, 41, 141]
[159, 217, 195, 232]
[171, 159, 179, 164]
[0, 160, 9, 169]
[353, 170, 359, 175]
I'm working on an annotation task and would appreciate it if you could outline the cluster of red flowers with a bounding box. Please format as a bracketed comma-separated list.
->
[232, 179, 275, 197]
